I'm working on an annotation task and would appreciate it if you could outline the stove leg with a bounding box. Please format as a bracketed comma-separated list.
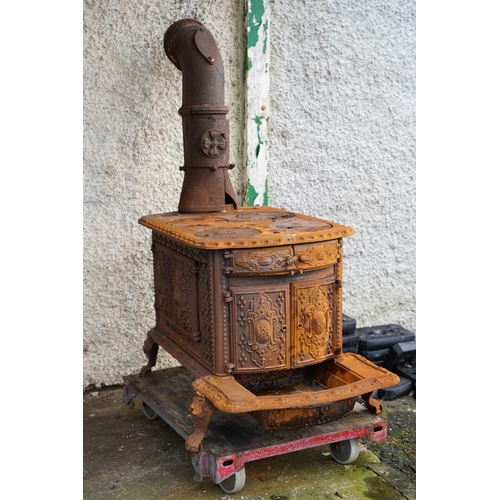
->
[140, 334, 159, 377]
[185, 392, 215, 452]
[361, 392, 382, 414]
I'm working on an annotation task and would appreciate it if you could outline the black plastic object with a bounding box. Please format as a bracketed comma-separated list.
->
[358, 324, 415, 351]
[378, 377, 412, 401]
[342, 330, 360, 353]
[342, 314, 357, 336]
[359, 348, 390, 365]
[396, 364, 416, 390]
[383, 340, 416, 371]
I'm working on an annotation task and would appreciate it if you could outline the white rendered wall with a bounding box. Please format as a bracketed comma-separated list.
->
[268, 0, 416, 334]
[83, 0, 415, 387]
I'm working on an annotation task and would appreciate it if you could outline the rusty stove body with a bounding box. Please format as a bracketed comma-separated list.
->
[138, 19, 399, 453]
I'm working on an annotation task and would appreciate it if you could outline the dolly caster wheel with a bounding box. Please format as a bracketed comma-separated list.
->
[191, 453, 203, 482]
[142, 401, 159, 420]
[329, 438, 360, 464]
[219, 468, 246, 494]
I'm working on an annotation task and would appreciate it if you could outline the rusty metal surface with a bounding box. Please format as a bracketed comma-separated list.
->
[195, 227, 262, 240]
[143, 234, 347, 378]
[123, 366, 388, 485]
[248, 398, 357, 430]
[163, 18, 238, 212]
[139, 206, 355, 249]
[190, 354, 398, 414]
[137, 217, 396, 447]
[134, 18, 400, 453]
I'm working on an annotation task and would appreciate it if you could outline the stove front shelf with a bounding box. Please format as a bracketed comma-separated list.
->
[184, 353, 399, 451]
[192, 353, 398, 413]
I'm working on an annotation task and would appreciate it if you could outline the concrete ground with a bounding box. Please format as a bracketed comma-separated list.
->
[83, 383, 416, 500]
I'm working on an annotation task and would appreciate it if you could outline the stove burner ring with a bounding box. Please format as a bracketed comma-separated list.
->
[195, 227, 261, 239]
[269, 219, 332, 232]
[221, 211, 295, 222]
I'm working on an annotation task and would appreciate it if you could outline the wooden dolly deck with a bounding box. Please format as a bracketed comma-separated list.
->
[123, 367, 388, 494]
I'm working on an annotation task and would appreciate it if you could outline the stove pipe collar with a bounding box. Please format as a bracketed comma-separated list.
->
[164, 19, 239, 213]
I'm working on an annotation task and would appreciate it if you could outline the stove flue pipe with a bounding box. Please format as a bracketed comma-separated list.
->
[164, 19, 239, 212]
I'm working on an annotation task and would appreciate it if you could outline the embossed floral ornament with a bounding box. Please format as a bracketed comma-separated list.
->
[202, 129, 227, 157]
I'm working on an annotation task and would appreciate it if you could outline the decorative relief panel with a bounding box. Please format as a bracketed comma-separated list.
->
[232, 288, 288, 372]
[294, 241, 339, 270]
[227, 246, 295, 274]
[201, 129, 227, 157]
[153, 244, 199, 349]
[153, 244, 171, 322]
[198, 259, 215, 369]
[153, 232, 208, 263]
[185, 119, 229, 167]
[292, 279, 336, 367]
[172, 258, 194, 333]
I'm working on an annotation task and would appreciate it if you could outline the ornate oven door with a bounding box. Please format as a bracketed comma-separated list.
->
[229, 284, 290, 373]
[291, 275, 338, 368]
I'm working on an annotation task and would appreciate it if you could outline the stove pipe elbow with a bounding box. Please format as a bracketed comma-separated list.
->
[164, 19, 238, 213]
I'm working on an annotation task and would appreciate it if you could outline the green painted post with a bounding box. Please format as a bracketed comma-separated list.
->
[244, 0, 270, 207]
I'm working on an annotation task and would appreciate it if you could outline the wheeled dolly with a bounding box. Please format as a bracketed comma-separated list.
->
[123, 367, 388, 494]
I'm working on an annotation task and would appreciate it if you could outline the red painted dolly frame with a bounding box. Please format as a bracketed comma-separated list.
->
[123, 367, 387, 493]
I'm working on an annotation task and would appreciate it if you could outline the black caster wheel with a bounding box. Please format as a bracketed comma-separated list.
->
[142, 401, 159, 420]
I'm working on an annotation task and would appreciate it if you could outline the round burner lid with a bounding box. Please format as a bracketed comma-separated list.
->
[220, 211, 295, 222]
[269, 219, 331, 232]
[195, 227, 261, 239]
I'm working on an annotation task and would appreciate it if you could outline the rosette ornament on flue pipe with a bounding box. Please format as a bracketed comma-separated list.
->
[164, 19, 239, 212]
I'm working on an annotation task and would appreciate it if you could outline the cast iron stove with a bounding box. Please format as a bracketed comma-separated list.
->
[138, 19, 399, 453]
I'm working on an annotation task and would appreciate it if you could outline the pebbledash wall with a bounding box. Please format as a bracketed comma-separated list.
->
[83, 0, 415, 388]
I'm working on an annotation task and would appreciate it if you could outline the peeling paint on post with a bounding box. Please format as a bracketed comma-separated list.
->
[244, 0, 270, 206]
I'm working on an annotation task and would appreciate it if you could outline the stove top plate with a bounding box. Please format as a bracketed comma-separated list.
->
[139, 206, 354, 249]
